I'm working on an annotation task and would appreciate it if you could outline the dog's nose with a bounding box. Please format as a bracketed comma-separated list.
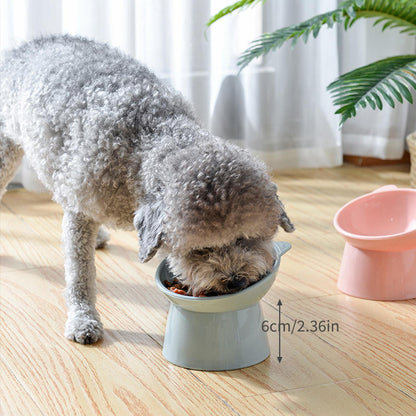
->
[226, 277, 246, 291]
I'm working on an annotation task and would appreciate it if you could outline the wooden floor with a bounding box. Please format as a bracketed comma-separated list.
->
[1, 164, 415, 416]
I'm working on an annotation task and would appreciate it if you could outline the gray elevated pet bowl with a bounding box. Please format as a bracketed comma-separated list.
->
[155, 241, 291, 371]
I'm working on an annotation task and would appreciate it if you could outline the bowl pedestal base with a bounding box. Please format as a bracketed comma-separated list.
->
[163, 302, 270, 371]
[338, 242, 416, 301]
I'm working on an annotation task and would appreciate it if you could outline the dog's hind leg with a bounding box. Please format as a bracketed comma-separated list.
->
[0, 135, 24, 199]
[62, 210, 104, 344]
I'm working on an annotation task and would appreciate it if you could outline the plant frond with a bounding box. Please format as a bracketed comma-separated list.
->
[207, 0, 264, 27]
[236, 0, 416, 70]
[237, 0, 359, 69]
[327, 55, 416, 127]
[354, 0, 416, 35]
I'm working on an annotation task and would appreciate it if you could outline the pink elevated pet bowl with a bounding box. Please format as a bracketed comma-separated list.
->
[334, 185, 416, 300]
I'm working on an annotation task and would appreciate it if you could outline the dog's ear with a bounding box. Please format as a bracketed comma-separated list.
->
[271, 182, 294, 232]
[276, 194, 295, 233]
[134, 200, 165, 262]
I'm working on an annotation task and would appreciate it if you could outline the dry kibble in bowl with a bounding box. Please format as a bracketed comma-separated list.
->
[163, 278, 206, 296]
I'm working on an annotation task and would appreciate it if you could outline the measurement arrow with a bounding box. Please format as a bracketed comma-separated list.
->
[277, 299, 282, 363]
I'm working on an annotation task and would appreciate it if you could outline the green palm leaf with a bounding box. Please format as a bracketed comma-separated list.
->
[345, 0, 416, 34]
[208, 0, 416, 126]
[207, 0, 264, 27]
[237, 0, 358, 69]
[234, 0, 416, 70]
[327, 55, 416, 127]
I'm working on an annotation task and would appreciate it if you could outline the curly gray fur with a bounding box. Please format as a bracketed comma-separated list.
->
[0, 35, 294, 343]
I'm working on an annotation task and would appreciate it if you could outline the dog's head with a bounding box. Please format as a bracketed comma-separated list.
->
[166, 237, 276, 295]
[134, 139, 294, 295]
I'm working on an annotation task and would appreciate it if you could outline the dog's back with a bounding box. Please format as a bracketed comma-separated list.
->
[0, 35, 193, 138]
[0, 35, 195, 226]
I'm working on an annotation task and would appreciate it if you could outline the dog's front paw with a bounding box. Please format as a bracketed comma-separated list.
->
[65, 314, 104, 344]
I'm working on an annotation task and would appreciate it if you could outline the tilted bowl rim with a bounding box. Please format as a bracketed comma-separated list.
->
[333, 187, 416, 241]
[155, 241, 291, 304]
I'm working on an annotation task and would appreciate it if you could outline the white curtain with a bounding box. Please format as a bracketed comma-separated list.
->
[0, 0, 415, 190]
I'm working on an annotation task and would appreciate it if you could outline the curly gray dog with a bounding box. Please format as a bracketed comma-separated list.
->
[0, 35, 294, 344]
